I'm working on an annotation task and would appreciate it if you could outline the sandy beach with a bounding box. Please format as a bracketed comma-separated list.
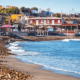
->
[0, 36, 80, 80]
[1, 56, 80, 80]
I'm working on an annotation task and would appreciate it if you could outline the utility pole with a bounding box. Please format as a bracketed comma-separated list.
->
[61, 10, 62, 18]
[0, 15, 1, 35]
[39, 8, 42, 13]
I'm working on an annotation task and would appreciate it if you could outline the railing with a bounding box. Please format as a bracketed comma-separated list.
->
[74, 29, 80, 33]
[61, 30, 74, 33]
[9, 31, 28, 36]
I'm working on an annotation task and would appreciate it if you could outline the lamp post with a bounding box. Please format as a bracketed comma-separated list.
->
[0, 15, 1, 34]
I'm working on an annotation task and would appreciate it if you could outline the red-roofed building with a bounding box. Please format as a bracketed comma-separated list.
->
[28, 17, 62, 30]
[62, 20, 78, 33]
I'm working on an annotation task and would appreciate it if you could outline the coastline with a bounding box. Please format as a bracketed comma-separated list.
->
[0, 36, 80, 80]
[1, 56, 80, 80]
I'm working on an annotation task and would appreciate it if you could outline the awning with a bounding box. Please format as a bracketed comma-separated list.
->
[47, 26, 53, 28]
[1, 24, 13, 28]
[26, 25, 34, 28]
[62, 23, 78, 26]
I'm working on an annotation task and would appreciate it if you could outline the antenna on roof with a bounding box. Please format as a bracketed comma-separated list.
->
[47, 8, 50, 12]
[39, 8, 42, 13]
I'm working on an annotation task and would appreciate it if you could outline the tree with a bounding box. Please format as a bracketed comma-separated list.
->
[31, 7, 38, 11]
[0, 8, 6, 13]
[54, 13, 61, 17]
[30, 23, 35, 26]
[42, 26, 47, 30]
[0, 7, 19, 14]
[62, 14, 67, 17]
[20, 7, 31, 13]
[10, 19, 16, 25]
[78, 13, 80, 16]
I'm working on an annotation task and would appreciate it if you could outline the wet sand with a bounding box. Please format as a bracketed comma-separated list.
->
[1, 56, 80, 80]
[0, 36, 32, 80]
[0, 36, 80, 80]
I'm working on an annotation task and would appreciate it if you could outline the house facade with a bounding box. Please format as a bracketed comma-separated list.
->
[62, 20, 78, 33]
[28, 17, 62, 31]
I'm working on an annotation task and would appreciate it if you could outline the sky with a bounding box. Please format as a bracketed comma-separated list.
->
[0, 0, 80, 14]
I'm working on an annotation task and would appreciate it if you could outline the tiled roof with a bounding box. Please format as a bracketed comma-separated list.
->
[62, 23, 78, 26]
[29, 17, 62, 19]
[0, 13, 8, 16]
[65, 19, 80, 24]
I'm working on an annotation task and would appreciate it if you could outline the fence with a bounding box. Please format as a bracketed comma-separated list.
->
[9, 31, 28, 36]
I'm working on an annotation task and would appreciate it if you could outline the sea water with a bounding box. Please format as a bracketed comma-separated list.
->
[6, 39, 80, 78]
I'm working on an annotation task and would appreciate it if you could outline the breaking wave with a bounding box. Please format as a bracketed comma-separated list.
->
[62, 39, 80, 42]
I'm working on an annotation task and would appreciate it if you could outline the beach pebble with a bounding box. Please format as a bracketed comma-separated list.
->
[0, 75, 3, 78]
[0, 66, 32, 80]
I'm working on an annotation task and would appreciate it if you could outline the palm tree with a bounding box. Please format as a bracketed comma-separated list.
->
[42, 26, 47, 30]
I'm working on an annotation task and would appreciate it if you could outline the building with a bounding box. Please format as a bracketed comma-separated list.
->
[5, 6, 12, 8]
[0, 13, 10, 35]
[28, 17, 62, 31]
[10, 14, 22, 23]
[0, 5, 2, 9]
[62, 19, 78, 34]
[0, 13, 10, 26]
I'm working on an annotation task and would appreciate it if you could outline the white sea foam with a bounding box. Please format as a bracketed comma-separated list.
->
[70, 39, 80, 41]
[8, 46, 22, 50]
[20, 57, 80, 75]
[18, 51, 39, 56]
[13, 41, 20, 43]
[62, 39, 69, 42]
[9, 43, 18, 46]
[11, 49, 25, 52]
[62, 39, 80, 42]
[34, 62, 80, 74]
[8, 43, 39, 56]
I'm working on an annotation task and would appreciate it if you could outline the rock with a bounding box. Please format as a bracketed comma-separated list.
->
[0, 66, 32, 80]
[4, 41, 9, 44]
[0, 75, 3, 78]
[7, 74, 11, 78]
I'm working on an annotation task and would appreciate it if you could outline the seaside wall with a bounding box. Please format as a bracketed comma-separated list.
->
[9, 32, 28, 36]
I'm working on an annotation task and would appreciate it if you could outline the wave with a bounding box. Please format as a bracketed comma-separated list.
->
[62, 39, 69, 42]
[8, 46, 22, 50]
[18, 51, 39, 56]
[62, 39, 80, 42]
[11, 49, 25, 52]
[18, 57, 80, 75]
[70, 39, 80, 41]
[9, 43, 18, 46]
[8, 42, 39, 56]
[13, 41, 20, 43]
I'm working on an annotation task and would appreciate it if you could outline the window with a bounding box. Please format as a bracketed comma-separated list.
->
[30, 20, 32, 23]
[36, 20, 38, 25]
[41, 20, 43, 23]
[58, 20, 60, 23]
[47, 20, 49, 23]
[52, 20, 54, 24]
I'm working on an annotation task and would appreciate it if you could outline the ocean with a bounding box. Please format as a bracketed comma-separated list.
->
[6, 39, 80, 78]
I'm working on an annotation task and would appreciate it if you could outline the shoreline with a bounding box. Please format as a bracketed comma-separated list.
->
[0, 36, 80, 80]
[11, 55, 80, 78]
[1, 56, 80, 80]
[8, 40, 80, 79]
